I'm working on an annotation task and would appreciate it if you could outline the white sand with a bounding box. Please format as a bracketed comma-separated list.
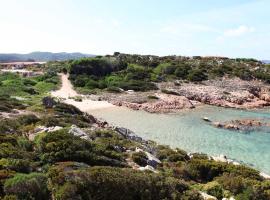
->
[51, 73, 78, 99]
[51, 73, 115, 111]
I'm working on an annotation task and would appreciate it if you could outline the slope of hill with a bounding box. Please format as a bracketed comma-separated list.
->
[0, 51, 95, 62]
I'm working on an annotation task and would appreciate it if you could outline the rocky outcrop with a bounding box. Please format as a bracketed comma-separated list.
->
[159, 78, 270, 110]
[112, 94, 195, 113]
[135, 147, 161, 168]
[69, 125, 90, 140]
[210, 119, 270, 132]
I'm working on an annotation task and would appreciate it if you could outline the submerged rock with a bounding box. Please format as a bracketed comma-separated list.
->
[209, 119, 270, 132]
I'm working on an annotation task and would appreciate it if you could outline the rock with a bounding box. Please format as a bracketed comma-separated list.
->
[127, 90, 135, 94]
[115, 127, 144, 143]
[69, 125, 90, 140]
[222, 198, 235, 200]
[212, 154, 228, 163]
[199, 192, 217, 200]
[212, 118, 270, 132]
[42, 96, 56, 108]
[84, 113, 97, 124]
[213, 122, 223, 128]
[47, 126, 63, 132]
[260, 172, 270, 180]
[203, 117, 211, 122]
[29, 126, 63, 141]
[136, 147, 161, 168]
[138, 165, 157, 173]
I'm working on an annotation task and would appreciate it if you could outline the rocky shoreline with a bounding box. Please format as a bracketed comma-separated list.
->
[92, 78, 270, 113]
[111, 93, 196, 113]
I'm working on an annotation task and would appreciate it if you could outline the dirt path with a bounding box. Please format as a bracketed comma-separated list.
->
[51, 73, 115, 111]
[51, 73, 78, 99]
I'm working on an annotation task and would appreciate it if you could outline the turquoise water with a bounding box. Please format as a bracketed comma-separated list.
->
[89, 106, 270, 174]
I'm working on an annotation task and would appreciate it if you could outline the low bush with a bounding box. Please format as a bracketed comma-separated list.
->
[48, 165, 190, 200]
[4, 173, 49, 200]
[132, 152, 148, 166]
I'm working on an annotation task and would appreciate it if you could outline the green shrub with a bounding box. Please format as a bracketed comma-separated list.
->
[0, 159, 31, 173]
[156, 146, 189, 162]
[106, 86, 122, 93]
[216, 173, 245, 195]
[132, 152, 148, 166]
[203, 181, 224, 199]
[4, 173, 49, 200]
[175, 64, 191, 79]
[35, 129, 124, 167]
[187, 68, 208, 82]
[48, 165, 190, 200]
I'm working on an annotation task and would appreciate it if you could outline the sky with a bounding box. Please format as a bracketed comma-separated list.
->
[0, 0, 269, 59]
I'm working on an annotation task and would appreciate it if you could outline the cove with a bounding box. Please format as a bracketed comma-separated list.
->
[89, 105, 270, 174]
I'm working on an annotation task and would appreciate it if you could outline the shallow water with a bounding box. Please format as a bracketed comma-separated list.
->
[89, 106, 270, 174]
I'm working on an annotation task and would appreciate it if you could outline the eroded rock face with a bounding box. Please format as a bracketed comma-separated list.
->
[160, 78, 270, 110]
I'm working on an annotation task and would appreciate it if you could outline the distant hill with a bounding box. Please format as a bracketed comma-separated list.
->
[0, 52, 95, 62]
[262, 60, 270, 64]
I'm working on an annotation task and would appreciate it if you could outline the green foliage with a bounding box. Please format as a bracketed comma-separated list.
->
[0, 159, 31, 173]
[0, 95, 26, 113]
[4, 173, 49, 200]
[70, 57, 114, 77]
[202, 181, 224, 200]
[35, 129, 95, 164]
[35, 129, 125, 167]
[0, 115, 39, 134]
[48, 165, 190, 200]
[175, 64, 191, 79]
[187, 68, 208, 82]
[132, 152, 148, 166]
[156, 145, 189, 162]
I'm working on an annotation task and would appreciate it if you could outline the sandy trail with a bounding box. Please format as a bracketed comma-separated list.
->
[51, 73, 115, 111]
[51, 73, 78, 99]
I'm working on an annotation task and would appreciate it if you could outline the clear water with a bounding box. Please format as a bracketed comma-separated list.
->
[89, 106, 270, 174]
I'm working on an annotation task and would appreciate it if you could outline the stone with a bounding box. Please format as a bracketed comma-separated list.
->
[42, 96, 56, 108]
[199, 192, 217, 200]
[69, 125, 90, 140]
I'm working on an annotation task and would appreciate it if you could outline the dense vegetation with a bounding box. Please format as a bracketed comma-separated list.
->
[68, 53, 270, 93]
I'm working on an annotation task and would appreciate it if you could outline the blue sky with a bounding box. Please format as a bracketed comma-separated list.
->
[0, 0, 269, 59]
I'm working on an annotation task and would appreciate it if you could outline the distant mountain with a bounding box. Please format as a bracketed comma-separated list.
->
[0, 52, 95, 62]
[262, 60, 270, 64]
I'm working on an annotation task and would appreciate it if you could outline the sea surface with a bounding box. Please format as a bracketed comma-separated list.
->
[89, 105, 270, 174]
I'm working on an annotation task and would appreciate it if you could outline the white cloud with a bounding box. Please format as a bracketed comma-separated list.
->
[223, 25, 255, 37]
[160, 23, 218, 36]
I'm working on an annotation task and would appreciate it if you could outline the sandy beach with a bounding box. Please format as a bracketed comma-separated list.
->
[51, 73, 115, 111]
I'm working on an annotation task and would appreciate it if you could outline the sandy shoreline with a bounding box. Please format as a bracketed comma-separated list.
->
[51, 74, 115, 111]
